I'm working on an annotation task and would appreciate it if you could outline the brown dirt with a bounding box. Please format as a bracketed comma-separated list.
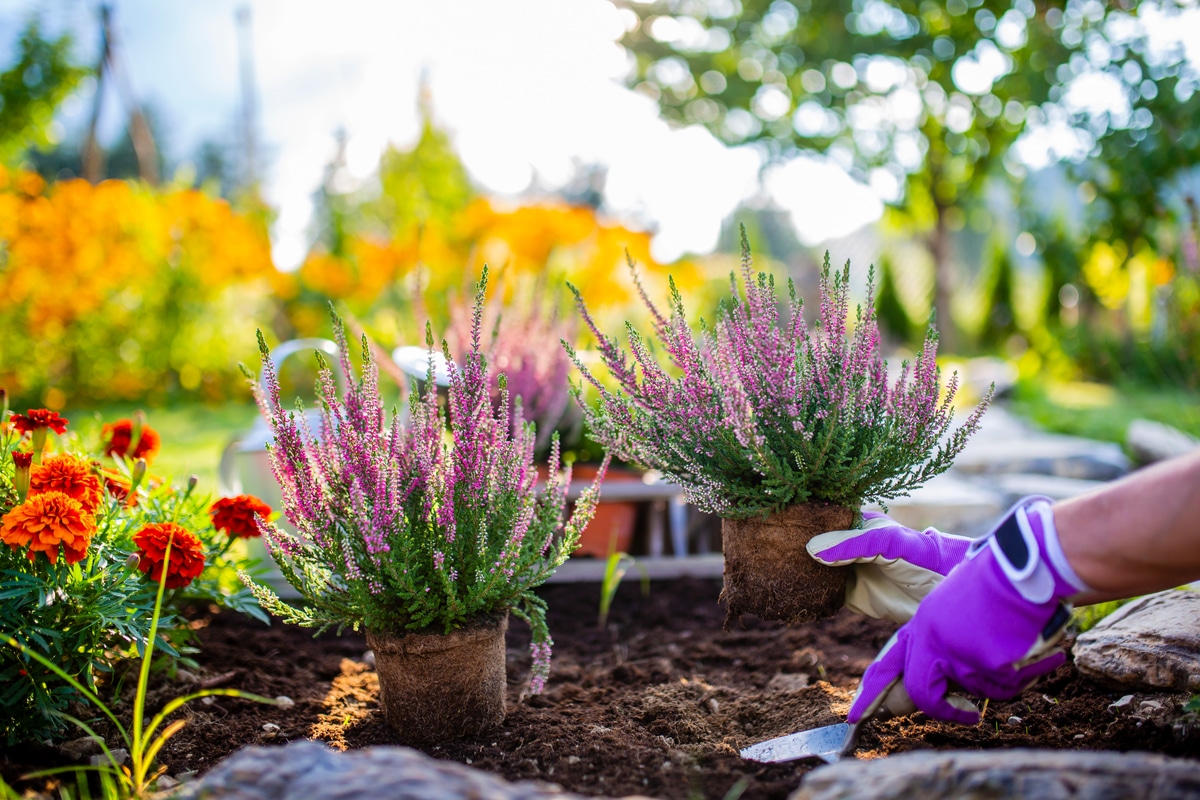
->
[3, 577, 1196, 800]
[721, 504, 855, 626]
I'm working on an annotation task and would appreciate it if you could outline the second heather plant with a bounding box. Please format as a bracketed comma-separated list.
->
[569, 239, 990, 519]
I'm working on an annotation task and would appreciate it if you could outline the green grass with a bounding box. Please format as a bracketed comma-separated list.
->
[1009, 379, 1200, 446]
[65, 402, 261, 493]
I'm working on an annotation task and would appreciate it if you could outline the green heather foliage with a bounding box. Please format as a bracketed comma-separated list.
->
[241, 272, 606, 693]
[568, 236, 991, 519]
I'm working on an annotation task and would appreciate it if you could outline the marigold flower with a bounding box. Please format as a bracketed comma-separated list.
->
[133, 522, 206, 589]
[103, 475, 138, 508]
[10, 409, 68, 436]
[209, 495, 272, 539]
[1, 491, 94, 564]
[30, 454, 103, 514]
[101, 419, 161, 463]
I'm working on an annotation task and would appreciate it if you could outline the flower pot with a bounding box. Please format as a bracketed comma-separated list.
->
[366, 613, 508, 743]
[569, 464, 639, 558]
[719, 503, 855, 627]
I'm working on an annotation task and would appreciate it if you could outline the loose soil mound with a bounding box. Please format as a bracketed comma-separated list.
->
[3, 578, 1195, 800]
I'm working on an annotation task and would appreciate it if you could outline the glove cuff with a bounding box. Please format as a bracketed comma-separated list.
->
[967, 495, 1092, 603]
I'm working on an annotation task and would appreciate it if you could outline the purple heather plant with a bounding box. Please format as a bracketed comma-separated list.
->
[239, 269, 607, 693]
[445, 276, 578, 460]
[565, 233, 991, 519]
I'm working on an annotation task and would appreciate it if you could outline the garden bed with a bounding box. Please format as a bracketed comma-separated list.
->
[4, 577, 1194, 799]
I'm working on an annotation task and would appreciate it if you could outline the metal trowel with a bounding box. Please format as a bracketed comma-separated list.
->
[740, 679, 981, 764]
[739, 677, 924, 764]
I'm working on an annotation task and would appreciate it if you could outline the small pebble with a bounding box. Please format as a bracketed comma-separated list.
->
[707, 698, 720, 714]
[363, 650, 376, 666]
[156, 775, 179, 791]
[262, 723, 280, 733]
[201, 696, 215, 705]
[176, 771, 197, 783]
[1006, 716, 1022, 726]
[91, 748, 128, 767]
[1139, 700, 1163, 711]
[1074, 734, 1085, 739]
[1108, 694, 1135, 713]
[275, 695, 295, 707]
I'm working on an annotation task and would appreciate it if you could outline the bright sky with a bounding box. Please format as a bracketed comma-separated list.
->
[0, 0, 882, 269]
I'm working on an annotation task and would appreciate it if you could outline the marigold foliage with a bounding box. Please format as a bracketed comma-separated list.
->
[568, 237, 991, 518]
[243, 272, 606, 693]
[0, 409, 266, 744]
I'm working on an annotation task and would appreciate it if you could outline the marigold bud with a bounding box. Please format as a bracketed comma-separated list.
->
[130, 458, 148, 493]
[12, 452, 31, 502]
[125, 552, 141, 570]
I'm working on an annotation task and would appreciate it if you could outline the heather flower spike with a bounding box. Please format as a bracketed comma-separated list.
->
[241, 270, 607, 694]
[568, 231, 991, 518]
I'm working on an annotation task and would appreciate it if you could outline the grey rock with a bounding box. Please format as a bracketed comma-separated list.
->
[1127, 419, 1198, 465]
[953, 433, 1130, 481]
[1073, 589, 1200, 692]
[91, 748, 128, 767]
[1107, 694, 1135, 713]
[865, 473, 1006, 538]
[985, 472, 1108, 504]
[179, 739, 592, 800]
[790, 749, 1200, 800]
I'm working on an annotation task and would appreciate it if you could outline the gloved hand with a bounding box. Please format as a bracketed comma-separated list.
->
[847, 496, 1087, 725]
[807, 511, 973, 623]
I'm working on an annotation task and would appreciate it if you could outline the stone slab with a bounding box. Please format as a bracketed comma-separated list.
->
[1072, 588, 1200, 692]
[791, 748, 1200, 800]
[953, 433, 1131, 481]
[179, 739, 605, 800]
[1127, 419, 1198, 465]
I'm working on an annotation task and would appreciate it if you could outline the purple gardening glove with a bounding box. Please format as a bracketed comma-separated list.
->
[847, 496, 1088, 726]
[806, 512, 973, 623]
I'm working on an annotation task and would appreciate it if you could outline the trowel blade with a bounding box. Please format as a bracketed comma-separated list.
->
[739, 722, 851, 764]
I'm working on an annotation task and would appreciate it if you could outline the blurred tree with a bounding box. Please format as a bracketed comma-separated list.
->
[874, 253, 917, 344]
[977, 238, 1017, 348]
[0, 18, 87, 167]
[616, 0, 1082, 350]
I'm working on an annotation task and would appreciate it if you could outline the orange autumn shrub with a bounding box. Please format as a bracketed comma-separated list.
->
[0, 167, 281, 407]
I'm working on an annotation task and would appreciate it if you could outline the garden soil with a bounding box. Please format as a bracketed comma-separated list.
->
[3, 577, 1196, 800]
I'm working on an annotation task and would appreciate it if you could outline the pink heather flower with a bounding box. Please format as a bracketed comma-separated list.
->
[568, 236, 991, 518]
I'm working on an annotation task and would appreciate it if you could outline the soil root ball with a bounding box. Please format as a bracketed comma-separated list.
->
[366, 613, 508, 743]
[720, 503, 854, 627]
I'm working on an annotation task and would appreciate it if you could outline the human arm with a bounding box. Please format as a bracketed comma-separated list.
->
[850, 450, 1200, 725]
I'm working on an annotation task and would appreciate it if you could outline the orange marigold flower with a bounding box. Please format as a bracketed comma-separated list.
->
[30, 454, 104, 514]
[103, 475, 138, 508]
[1, 491, 94, 564]
[209, 495, 271, 539]
[133, 522, 206, 589]
[101, 419, 161, 464]
[10, 409, 68, 436]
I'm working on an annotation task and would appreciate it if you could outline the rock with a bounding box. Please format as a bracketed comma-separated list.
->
[790, 749, 1200, 800]
[91, 748, 128, 767]
[865, 472, 1006, 537]
[274, 695, 295, 707]
[1073, 589, 1200, 692]
[1127, 419, 1198, 465]
[57, 735, 102, 760]
[179, 739, 595, 800]
[1108, 694, 1134, 713]
[1006, 715, 1022, 726]
[986, 473, 1108, 504]
[953, 432, 1130, 481]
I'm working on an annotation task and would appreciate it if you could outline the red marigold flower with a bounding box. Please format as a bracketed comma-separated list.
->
[133, 522, 206, 589]
[209, 495, 272, 539]
[10, 409, 68, 436]
[30, 455, 104, 515]
[101, 419, 161, 464]
[1, 491, 94, 564]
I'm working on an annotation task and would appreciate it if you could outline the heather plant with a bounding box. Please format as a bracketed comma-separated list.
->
[240, 271, 606, 692]
[0, 404, 266, 744]
[445, 275, 579, 460]
[567, 235, 991, 519]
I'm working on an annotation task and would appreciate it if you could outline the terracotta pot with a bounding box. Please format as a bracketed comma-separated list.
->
[366, 613, 508, 743]
[564, 464, 640, 558]
[720, 503, 855, 627]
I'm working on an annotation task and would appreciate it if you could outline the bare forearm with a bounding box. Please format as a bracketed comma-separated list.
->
[1055, 449, 1200, 603]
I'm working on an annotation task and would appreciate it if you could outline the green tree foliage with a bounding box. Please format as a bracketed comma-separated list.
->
[874, 254, 916, 344]
[977, 238, 1017, 348]
[0, 19, 88, 167]
[618, 0, 1076, 350]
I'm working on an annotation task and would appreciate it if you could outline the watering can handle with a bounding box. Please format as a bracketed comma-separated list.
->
[260, 338, 344, 397]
